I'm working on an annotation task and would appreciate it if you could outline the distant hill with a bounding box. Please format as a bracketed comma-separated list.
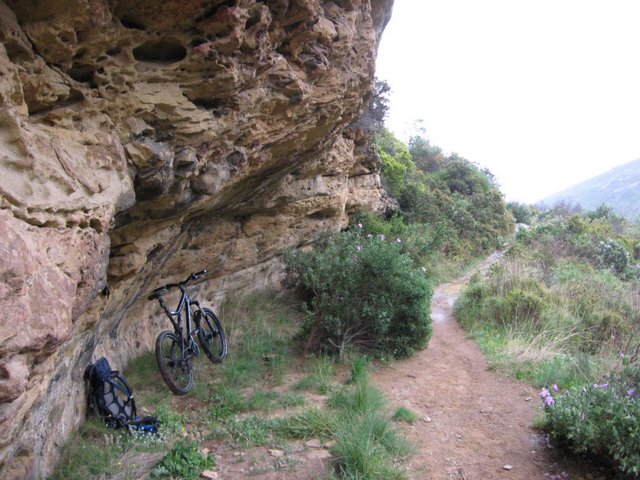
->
[540, 159, 640, 221]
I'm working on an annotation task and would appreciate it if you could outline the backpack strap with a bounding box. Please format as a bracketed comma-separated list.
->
[107, 371, 136, 409]
[102, 372, 137, 427]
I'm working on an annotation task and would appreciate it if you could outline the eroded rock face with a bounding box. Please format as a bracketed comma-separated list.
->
[0, 0, 393, 477]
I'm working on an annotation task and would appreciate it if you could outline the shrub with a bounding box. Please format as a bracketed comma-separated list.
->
[507, 201, 533, 224]
[597, 238, 632, 275]
[541, 363, 640, 476]
[350, 211, 446, 268]
[284, 230, 432, 359]
[151, 440, 213, 480]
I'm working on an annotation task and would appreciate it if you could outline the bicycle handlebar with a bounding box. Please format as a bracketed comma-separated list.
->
[147, 269, 208, 301]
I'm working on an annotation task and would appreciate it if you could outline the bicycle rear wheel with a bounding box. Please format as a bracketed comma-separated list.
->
[155, 331, 193, 395]
[198, 308, 228, 364]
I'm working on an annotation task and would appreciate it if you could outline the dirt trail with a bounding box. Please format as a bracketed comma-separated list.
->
[371, 253, 581, 480]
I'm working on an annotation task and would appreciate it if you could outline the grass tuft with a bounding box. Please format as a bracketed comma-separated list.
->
[293, 355, 337, 394]
[392, 406, 418, 424]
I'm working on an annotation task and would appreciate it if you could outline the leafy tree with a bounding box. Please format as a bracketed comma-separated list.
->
[359, 78, 391, 134]
[409, 135, 444, 172]
[507, 201, 533, 224]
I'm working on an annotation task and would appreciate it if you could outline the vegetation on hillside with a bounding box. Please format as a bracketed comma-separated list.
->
[455, 204, 640, 474]
[377, 127, 513, 256]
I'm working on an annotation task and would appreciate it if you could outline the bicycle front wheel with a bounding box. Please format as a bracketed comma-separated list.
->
[155, 331, 193, 395]
[198, 308, 228, 364]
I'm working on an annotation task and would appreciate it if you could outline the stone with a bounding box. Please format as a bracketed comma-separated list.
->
[307, 449, 332, 460]
[503, 465, 514, 470]
[0, 0, 394, 477]
[201, 470, 218, 479]
[268, 449, 285, 457]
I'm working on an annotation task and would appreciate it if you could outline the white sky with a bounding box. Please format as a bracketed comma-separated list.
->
[375, 0, 640, 203]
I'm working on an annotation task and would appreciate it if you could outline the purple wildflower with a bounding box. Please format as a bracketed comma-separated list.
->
[379, 234, 385, 241]
[629, 389, 636, 397]
[396, 238, 402, 244]
[544, 396, 555, 407]
[540, 388, 550, 399]
[553, 384, 559, 392]
[357, 223, 363, 229]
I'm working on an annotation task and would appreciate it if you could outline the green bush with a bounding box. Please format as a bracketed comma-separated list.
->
[597, 238, 632, 275]
[350, 211, 445, 268]
[375, 130, 513, 257]
[151, 440, 213, 480]
[284, 230, 432, 359]
[541, 363, 640, 475]
[507, 201, 533, 224]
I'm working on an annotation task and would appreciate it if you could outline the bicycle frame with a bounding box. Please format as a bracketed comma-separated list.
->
[155, 286, 204, 354]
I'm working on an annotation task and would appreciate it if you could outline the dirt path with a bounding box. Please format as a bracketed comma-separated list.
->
[371, 253, 583, 480]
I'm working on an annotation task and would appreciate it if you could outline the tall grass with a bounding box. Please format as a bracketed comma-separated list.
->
[283, 359, 412, 479]
[216, 291, 299, 388]
[455, 256, 638, 387]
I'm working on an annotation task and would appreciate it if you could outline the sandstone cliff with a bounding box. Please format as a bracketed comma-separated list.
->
[0, 0, 393, 477]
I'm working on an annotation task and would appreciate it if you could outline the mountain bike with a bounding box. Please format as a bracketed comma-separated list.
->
[148, 270, 228, 394]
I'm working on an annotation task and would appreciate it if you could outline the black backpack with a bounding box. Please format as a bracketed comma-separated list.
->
[84, 357, 159, 433]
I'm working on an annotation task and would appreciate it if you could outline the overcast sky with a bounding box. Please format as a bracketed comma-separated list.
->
[375, 0, 640, 203]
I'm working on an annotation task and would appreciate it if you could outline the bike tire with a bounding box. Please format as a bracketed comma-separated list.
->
[198, 308, 228, 364]
[155, 331, 193, 395]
